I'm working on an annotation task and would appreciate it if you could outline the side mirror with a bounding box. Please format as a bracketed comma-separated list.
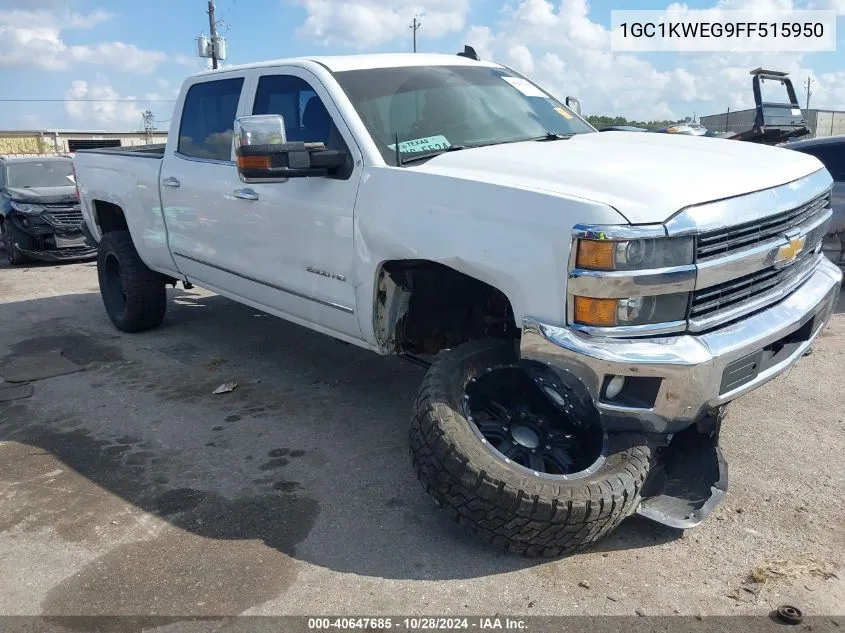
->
[565, 96, 582, 116]
[233, 114, 347, 183]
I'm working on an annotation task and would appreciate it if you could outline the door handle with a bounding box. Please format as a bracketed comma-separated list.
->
[162, 177, 181, 188]
[233, 188, 259, 201]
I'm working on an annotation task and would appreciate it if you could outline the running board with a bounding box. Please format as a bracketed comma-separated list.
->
[636, 415, 729, 529]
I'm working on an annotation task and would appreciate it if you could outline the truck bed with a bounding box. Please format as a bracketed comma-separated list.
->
[75, 143, 165, 159]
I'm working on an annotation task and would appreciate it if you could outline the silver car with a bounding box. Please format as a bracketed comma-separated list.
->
[782, 135, 845, 269]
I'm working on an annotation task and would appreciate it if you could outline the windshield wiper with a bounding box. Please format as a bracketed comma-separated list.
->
[534, 132, 575, 141]
[399, 145, 467, 165]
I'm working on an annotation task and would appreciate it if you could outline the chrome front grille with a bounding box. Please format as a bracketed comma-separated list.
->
[691, 248, 818, 319]
[686, 186, 833, 331]
[42, 206, 83, 227]
[696, 191, 830, 259]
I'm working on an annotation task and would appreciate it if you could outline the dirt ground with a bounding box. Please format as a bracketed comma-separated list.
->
[0, 257, 843, 619]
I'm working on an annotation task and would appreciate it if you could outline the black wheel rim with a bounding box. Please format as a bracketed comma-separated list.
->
[463, 365, 605, 479]
[102, 253, 127, 317]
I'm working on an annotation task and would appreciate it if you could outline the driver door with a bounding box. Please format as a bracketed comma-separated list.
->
[234, 67, 363, 339]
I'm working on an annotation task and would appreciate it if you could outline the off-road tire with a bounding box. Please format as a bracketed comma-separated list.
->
[410, 339, 653, 557]
[97, 230, 167, 333]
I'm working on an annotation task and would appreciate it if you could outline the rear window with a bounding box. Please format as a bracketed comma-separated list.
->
[178, 77, 244, 161]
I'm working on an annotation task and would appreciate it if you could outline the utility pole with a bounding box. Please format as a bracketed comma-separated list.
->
[805, 76, 813, 113]
[208, 0, 218, 69]
[410, 15, 421, 53]
[142, 110, 155, 144]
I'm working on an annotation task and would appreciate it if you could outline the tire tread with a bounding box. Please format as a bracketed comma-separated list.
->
[97, 230, 167, 333]
[409, 339, 652, 557]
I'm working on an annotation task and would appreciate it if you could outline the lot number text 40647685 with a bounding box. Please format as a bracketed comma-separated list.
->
[307, 617, 528, 630]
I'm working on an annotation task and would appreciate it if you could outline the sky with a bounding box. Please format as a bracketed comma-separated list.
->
[0, 0, 843, 131]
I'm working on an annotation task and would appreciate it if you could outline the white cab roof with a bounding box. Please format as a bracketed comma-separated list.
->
[192, 53, 502, 77]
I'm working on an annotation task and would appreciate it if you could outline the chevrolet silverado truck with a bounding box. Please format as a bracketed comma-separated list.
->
[72, 51, 841, 557]
[1, 155, 96, 265]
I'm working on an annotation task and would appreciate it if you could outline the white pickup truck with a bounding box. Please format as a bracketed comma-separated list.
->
[73, 50, 841, 557]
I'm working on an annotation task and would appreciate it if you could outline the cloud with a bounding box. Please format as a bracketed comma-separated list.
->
[68, 42, 166, 73]
[63, 80, 169, 130]
[464, 0, 845, 120]
[293, 0, 471, 49]
[0, 8, 165, 73]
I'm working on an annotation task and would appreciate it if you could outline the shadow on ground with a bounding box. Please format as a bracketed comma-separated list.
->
[0, 288, 680, 589]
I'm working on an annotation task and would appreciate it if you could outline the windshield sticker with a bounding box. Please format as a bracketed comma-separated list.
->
[554, 107, 574, 120]
[388, 135, 452, 153]
[791, 108, 802, 116]
[502, 76, 547, 98]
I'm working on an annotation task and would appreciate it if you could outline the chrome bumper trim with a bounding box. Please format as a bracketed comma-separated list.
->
[521, 258, 842, 433]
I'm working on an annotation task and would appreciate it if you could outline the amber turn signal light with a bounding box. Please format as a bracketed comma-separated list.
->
[576, 239, 616, 270]
[574, 296, 617, 327]
[237, 155, 271, 170]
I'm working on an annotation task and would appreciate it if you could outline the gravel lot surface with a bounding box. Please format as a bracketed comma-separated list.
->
[0, 257, 843, 619]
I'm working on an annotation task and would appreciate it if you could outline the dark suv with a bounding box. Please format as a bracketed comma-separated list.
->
[781, 135, 845, 270]
[0, 156, 96, 265]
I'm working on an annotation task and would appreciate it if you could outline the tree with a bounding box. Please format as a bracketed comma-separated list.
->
[584, 114, 690, 130]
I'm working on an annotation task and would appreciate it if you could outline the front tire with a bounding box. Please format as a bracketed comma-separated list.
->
[410, 339, 653, 557]
[1, 220, 29, 266]
[97, 230, 167, 332]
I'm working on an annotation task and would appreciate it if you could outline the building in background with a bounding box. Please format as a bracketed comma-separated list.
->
[700, 108, 845, 139]
[0, 129, 168, 158]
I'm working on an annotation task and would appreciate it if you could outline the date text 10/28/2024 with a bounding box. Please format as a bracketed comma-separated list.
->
[307, 617, 528, 631]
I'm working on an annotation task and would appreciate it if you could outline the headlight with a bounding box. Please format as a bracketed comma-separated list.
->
[9, 201, 44, 214]
[576, 236, 694, 271]
[573, 293, 689, 327]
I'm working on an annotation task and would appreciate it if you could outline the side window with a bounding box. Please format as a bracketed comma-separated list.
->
[178, 77, 244, 161]
[253, 75, 344, 149]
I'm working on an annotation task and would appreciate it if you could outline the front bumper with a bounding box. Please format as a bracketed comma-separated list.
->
[7, 212, 97, 263]
[16, 244, 97, 262]
[520, 257, 842, 434]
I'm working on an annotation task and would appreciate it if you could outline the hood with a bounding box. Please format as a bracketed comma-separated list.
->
[5, 185, 78, 205]
[412, 131, 826, 224]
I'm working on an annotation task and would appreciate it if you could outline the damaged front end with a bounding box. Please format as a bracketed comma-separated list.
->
[518, 358, 729, 529]
[5, 201, 96, 263]
[636, 406, 729, 528]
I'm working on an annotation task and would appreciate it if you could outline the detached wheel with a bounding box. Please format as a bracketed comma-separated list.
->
[97, 230, 167, 332]
[410, 339, 653, 557]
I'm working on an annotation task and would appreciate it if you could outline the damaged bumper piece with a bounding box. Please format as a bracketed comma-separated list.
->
[519, 257, 841, 527]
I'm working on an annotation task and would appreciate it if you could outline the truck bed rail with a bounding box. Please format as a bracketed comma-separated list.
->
[74, 144, 165, 159]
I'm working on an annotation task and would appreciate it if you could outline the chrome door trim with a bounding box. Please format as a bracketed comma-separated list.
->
[172, 251, 355, 314]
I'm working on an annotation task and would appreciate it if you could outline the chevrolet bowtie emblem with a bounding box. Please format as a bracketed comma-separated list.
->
[774, 234, 806, 268]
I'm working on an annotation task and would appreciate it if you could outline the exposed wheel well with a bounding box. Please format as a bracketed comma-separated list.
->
[374, 260, 519, 356]
[93, 200, 128, 234]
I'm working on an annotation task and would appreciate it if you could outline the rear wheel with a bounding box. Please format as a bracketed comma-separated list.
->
[97, 230, 167, 332]
[410, 339, 653, 557]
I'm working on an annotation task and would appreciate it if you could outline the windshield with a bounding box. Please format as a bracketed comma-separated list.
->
[5, 160, 75, 188]
[334, 65, 595, 165]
